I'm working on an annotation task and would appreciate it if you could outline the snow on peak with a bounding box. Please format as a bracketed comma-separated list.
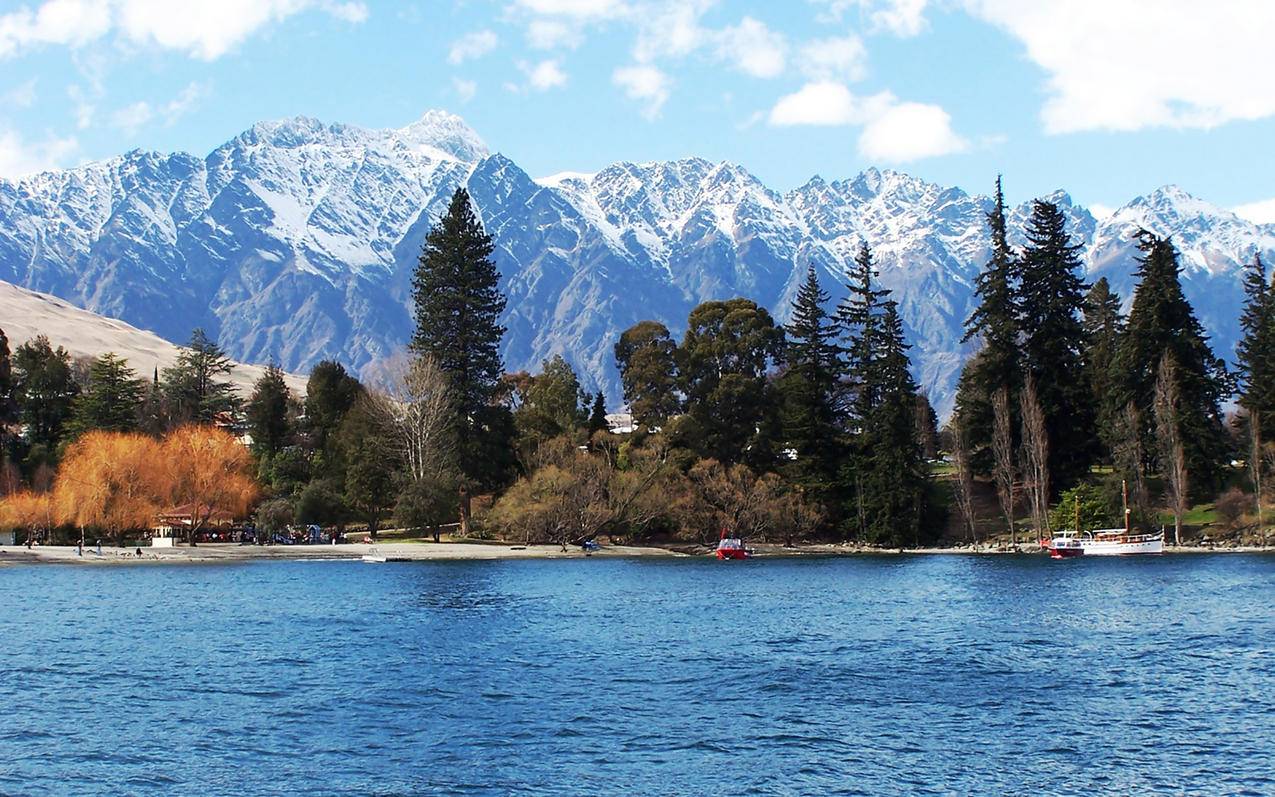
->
[395, 110, 487, 162]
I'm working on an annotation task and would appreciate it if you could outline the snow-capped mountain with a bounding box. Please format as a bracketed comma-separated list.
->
[2, 110, 1272, 416]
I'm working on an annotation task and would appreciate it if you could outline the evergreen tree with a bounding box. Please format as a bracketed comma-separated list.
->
[303, 360, 363, 461]
[587, 392, 608, 437]
[1237, 253, 1275, 439]
[411, 187, 510, 488]
[0, 328, 15, 456]
[246, 365, 292, 457]
[1017, 199, 1097, 491]
[162, 329, 239, 424]
[139, 367, 168, 437]
[68, 353, 145, 435]
[856, 301, 929, 546]
[614, 321, 681, 429]
[677, 298, 785, 467]
[779, 265, 843, 496]
[837, 240, 888, 423]
[956, 177, 1020, 471]
[1082, 277, 1126, 456]
[13, 335, 79, 451]
[1111, 232, 1230, 494]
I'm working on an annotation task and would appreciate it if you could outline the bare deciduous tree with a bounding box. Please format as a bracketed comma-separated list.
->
[365, 354, 457, 485]
[991, 385, 1017, 545]
[1250, 411, 1265, 547]
[1019, 374, 1051, 537]
[1113, 401, 1151, 528]
[951, 415, 979, 546]
[1154, 353, 1188, 547]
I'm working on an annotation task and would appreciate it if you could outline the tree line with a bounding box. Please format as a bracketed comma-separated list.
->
[3, 178, 1272, 548]
[952, 178, 1275, 544]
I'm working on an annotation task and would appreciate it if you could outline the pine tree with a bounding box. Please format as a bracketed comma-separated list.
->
[857, 301, 929, 546]
[838, 239, 888, 423]
[1237, 253, 1275, 439]
[68, 353, 145, 435]
[587, 392, 608, 437]
[246, 365, 292, 457]
[13, 335, 79, 451]
[0, 328, 15, 457]
[1016, 199, 1097, 491]
[956, 177, 1021, 472]
[614, 321, 681, 429]
[780, 266, 843, 496]
[1082, 277, 1125, 457]
[411, 187, 510, 488]
[1111, 232, 1230, 495]
[162, 329, 239, 424]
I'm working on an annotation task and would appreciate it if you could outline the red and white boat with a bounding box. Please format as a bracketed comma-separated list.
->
[714, 528, 752, 560]
[1043, 481, 1164, 558]
[1044, 528, 1164, 558]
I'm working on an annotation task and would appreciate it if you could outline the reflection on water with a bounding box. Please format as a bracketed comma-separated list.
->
[1, 554, 1272, 796]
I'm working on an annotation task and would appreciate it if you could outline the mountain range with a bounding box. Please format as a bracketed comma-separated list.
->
[2, 110, 1272, 416]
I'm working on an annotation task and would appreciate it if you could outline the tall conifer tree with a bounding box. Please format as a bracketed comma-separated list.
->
[780, 266, 843, 496]
[838, 240, 887, 423]
[1111, 232, 1229, 494]
[956, 177, 1020, 471]
[1237, 253, 1275, 438]
[1017, 199, 1097, 491]
[411, 187, 511, 488]
[1082, 277, 1125, 456]
[857, 301, 929, 546]
[68, 353, 145, 435]
[246, 365, 293, 457]
[162, 329, 239, 424]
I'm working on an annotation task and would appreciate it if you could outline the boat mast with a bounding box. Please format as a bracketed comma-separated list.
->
[1122, 479, 1131, 534]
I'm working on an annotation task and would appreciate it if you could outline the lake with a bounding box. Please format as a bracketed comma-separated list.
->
[1, 554, 1272, 796]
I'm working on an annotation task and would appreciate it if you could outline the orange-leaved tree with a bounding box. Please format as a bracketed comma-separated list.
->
[0, 490, 58, 544]
[161, 424, 257, 546]
[54, 431, 164, 547]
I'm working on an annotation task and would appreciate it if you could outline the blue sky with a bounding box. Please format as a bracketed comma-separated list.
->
[2, 0, 1274, 219]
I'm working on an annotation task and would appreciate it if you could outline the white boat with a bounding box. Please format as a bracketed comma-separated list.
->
[1043, 480, 1164, 557]
[361, 546, 387, 563]
[1046, 528, 1164, 557]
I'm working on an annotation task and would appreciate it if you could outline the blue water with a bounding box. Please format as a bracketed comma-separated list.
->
[1, 555, 1272, 796]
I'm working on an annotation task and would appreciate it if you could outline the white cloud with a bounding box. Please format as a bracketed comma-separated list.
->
[714, 17, 786, 78]
[857, 101, 967, 161]
[632, 0, 712, 62]
[1233, 198, 1275, 226]
[521, 58, 567, 91]
[321, 1, 367, 23]
[770, 81, 965, 161]
[67, 84, 95, 129]
[453, 78, 477, 103]
[612, 63, 669, 119]
[110, 99, 152, 135]
[448, 29, 497, 65]
[797, 34, 867, 82]
[513, 0, 626, 18]
[965, 0, 1275, 134]
[768, 81, 891, 126]
[526, 19, 580, 49]
[0, 129, 78, 178]
[4, 78, 38, 108]
[811, 0, 928, 36]
[110, 80, 206, 136]
[0, 0, 111, 57]
[0, 0, 366, 61]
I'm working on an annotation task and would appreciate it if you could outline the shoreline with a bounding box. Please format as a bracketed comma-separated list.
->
[1, 540, 1271, 566]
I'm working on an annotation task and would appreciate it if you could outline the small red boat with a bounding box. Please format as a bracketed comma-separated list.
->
[714, 528, 752, 560]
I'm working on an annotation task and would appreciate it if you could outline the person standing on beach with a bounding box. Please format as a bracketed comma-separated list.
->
[96, 539, 102, 556]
